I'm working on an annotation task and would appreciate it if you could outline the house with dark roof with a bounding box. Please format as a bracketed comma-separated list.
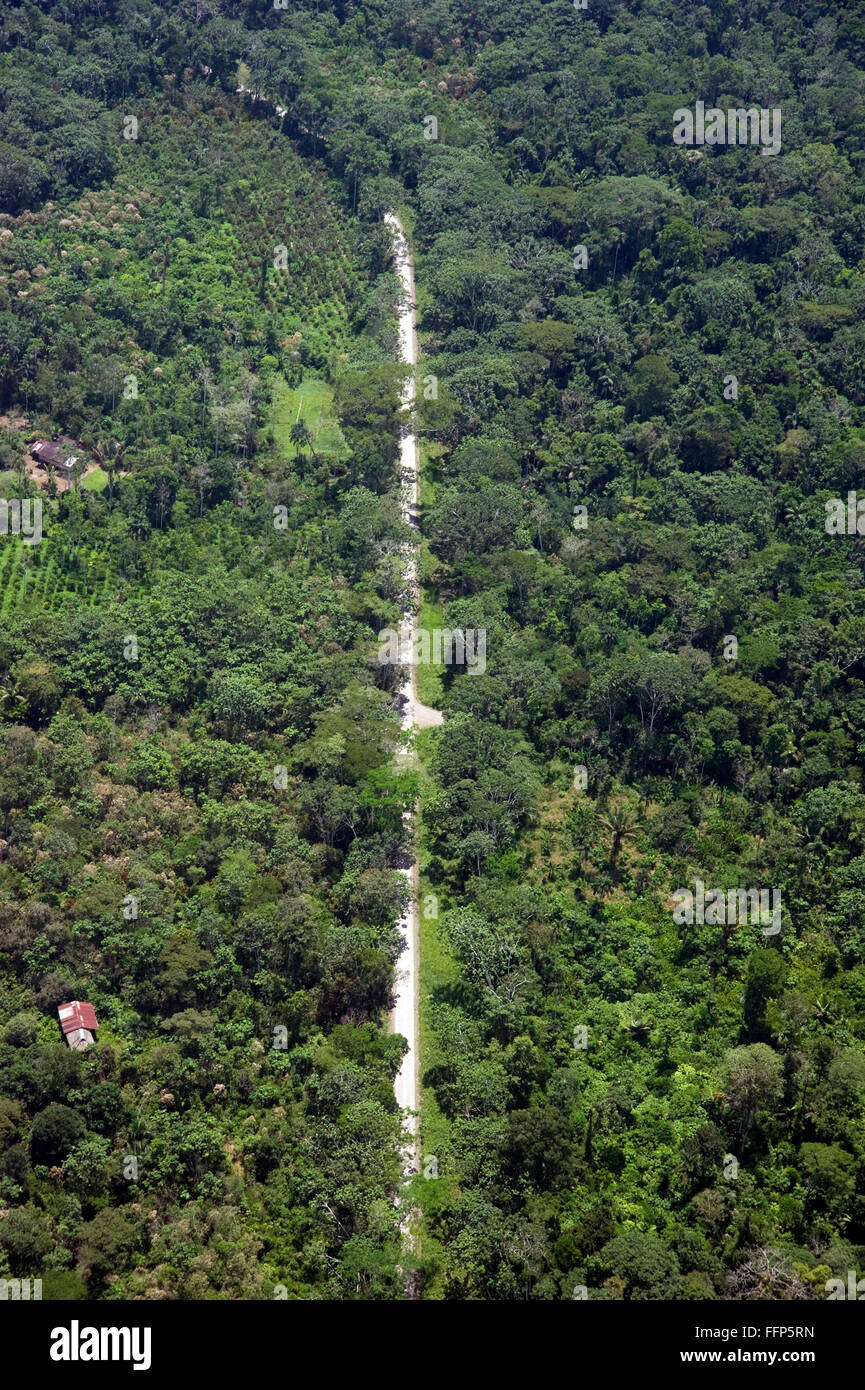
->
[30, 439, 78, 475]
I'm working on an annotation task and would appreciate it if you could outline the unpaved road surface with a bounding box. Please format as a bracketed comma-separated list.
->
[385, 213, 442, 1194]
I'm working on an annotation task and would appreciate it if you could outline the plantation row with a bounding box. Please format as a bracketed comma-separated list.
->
[0, 538, 114, 616]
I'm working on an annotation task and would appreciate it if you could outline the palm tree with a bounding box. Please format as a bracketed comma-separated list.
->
[814, 997, 840, 1026]
[290, 419, 312, 459]
[623, 1015, 650, 1045]
[599, 803, 640, 867]
[782, 498, 809, 532]
[89, 437, 128, 501]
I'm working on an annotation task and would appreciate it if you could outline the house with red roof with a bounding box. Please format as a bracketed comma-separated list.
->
[57, 1000, 98, 1050]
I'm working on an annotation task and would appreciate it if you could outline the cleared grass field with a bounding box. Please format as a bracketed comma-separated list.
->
[81, 468, 109, 492]
[272, 376, 347, 458]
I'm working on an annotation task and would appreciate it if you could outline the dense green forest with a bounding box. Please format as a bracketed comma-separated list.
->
[1, 0, 865, 1302]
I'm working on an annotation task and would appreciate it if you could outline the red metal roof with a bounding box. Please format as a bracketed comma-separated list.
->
[57, 1000, 98, 1033]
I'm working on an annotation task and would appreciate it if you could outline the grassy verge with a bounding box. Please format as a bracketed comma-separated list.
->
[418, 437, 443, 507]
[415, 438, 445, 708]
[414, 732, 459, 1298]
[411, 337, 461, 1293]
[394, 203, 417, 244]
[415, 592, 445, 708]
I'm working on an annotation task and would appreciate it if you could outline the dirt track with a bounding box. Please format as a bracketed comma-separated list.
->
[385, 213, 442, 1204]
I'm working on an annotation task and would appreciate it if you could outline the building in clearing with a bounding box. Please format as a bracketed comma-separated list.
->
[57, 1000, 98, 1050]
[30, 439, 78, 477]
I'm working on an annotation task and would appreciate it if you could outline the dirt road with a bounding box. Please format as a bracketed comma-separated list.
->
[385, 213, 442, 1199]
